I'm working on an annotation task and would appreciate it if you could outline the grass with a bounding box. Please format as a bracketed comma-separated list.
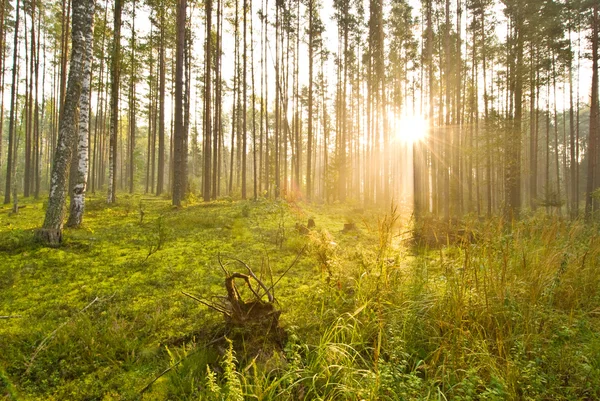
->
[1, 194, 599, 400]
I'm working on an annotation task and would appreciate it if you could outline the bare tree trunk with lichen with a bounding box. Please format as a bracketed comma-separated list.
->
[37, 0, 89, 245]
[67, 0, 95, 227]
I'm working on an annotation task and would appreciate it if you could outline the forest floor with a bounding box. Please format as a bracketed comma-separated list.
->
[1, 194, 600, 400]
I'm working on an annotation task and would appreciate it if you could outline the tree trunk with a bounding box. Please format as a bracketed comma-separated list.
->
[4, 0, 19, 205]
[157, 6, 166, 196]
[37, 0, 89, 245]
[586, 5, 599, 219]
[569, 29, 577, 218]
[505, 11, 523, 220]
[129, 0, 136, 193]
[241, 0, 247, 199]
[67, 0, 95, 227]
[212, 0, 222, 199]
[203, 0, 212, 201]
[306, 0, 314, 201]
[173, 0, 187, 206]
[107, 0, 122, 204]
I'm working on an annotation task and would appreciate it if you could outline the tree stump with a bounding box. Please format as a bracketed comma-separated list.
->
[342, 222, 357, 233]
[296, 223, 310, 235]
[183, 256, 287, 362]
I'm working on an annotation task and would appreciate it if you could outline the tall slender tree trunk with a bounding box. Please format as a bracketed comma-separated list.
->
[306, 0, 314, 201]
[4, 0, 20, 205]
[38, 0, 89, 244]
[212, 0, 222, 199]
[67, 0, 95, 227]
[203, 0, 212, 201]
[34, 5, 42, 198]
[129, 0, 136, 193]
[59, 0, 72, 122]
[251, 0, 257, 200]
[107, 0, 122, 203]
[240, 0, 248, 199]
[505, 11, 523, 220]
[0, 0, 6, 181]
[146, 21, 154, 193]
[173, 0, 187, 206]
[569, 29, 577, 218]
[274, 3, 280, 198]
[552, 54, 561, 215]
[586, 5, 599, 219]
[264, 0, 269, 197]
[24, 0, 35, 198]
[482, 8, 491, 217]
[229, 12, 238, 196]
[529, 44, 537, 210]
[157, 6, 166, 195]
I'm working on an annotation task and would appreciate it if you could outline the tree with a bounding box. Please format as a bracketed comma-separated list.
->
[37, 0, 94, 245]
[156, 0, 167, 196]
[586, 3, 599, 219]
[4, 0, 19, 205]
[107, 0, 122, 203]
[129, 0, 137, 194]
[306, 0, 315, 201]
[503, 0, 525, 220]
[67, 0, 96, 227]
[173, 0, 187, 206]
[203, 0, 212, 201]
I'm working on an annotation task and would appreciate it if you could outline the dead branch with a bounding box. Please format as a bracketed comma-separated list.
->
[217, 253, 229, 276]
[182, 291, 231, 316]
[228, 272, 262, 300]
[219, 254, 274, 302]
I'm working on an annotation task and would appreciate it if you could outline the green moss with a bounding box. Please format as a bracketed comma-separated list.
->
[1, 196, 600, 399]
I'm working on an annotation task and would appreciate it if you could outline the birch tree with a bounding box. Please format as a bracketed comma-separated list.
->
[67, 0, 95, 227]
[37, 0, 93, 245]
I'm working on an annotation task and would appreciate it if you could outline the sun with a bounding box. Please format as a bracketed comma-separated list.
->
[394, 115, 428, 144]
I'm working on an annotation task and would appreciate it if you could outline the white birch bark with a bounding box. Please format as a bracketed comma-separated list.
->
[37, 0, 87, 245]
[67, 0, 95, 227]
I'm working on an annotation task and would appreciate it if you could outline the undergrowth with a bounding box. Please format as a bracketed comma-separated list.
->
[1, 195, 599, 400]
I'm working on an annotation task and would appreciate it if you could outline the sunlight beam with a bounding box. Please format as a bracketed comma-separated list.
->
[394, 115, 428, 144]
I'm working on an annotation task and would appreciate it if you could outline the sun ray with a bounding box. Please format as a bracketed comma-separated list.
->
[394, 115, 429, 144]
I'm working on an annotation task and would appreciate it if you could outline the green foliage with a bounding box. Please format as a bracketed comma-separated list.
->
[1, 196, 600, 400]
[203, 339, 244, 401]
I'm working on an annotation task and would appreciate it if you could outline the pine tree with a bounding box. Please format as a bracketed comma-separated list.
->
[107, 0, 122, 203]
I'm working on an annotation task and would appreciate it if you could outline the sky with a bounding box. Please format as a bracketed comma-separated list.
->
[2, 0, 594, 132]
[129, 0, 593, 130]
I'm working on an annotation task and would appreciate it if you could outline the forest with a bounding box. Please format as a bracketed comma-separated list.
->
[1, 0, 600, 399]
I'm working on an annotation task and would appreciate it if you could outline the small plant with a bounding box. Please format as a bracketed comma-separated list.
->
[241, 203, 250, 218]
[138, 201, 145, 224]
[204, 339, 244, 401]
[377, 202, 400, 268]
[275, 203, 287, 248]
[308, 229, 340, 285]
[145, 215, 169, 260]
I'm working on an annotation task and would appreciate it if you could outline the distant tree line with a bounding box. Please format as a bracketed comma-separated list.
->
[0, 0, 596, 243]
